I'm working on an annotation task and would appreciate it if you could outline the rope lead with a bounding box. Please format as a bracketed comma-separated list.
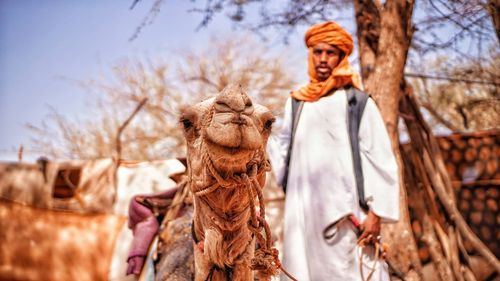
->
[193, 148, 286, 280]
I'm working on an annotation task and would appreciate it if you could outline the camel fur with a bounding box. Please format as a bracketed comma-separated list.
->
[179, 84, 277, 281]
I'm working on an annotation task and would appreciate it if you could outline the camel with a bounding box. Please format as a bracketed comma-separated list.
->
[179, 84, 279, 281]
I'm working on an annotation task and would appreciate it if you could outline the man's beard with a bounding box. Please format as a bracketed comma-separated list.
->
[316, 64, 332, 81]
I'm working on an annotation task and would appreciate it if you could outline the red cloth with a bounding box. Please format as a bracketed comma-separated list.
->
[126, 187, 177, 276]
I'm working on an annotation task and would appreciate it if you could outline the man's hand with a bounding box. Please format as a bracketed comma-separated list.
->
[357, 210, 381, 245]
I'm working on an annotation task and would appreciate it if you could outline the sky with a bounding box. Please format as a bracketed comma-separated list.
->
[0, 1, 316, 161]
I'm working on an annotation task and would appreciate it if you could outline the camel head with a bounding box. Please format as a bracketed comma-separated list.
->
[179, 84, 275, 186]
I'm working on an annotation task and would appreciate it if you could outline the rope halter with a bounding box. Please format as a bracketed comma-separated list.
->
[192, 140, 281, 279]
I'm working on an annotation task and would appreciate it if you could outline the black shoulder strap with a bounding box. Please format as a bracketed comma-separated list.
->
[281, 97, 304, 192]
[347, 87, 370, 212]
[281, 89, 369, 204]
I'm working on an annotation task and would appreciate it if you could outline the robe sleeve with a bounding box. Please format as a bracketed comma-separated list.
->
[358, 98, 399, 222]
[266, 97, 292, 186]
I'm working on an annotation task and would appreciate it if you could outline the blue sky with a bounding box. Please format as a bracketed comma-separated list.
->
[0, 1, 317, 161]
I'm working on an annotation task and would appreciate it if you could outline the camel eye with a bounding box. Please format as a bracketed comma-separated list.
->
[264, 118, 275, 130]
[179, 106, 201, 138]
[181, 118, 193, 130]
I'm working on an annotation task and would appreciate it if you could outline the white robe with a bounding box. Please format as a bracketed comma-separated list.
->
[267, 90, 399, 281]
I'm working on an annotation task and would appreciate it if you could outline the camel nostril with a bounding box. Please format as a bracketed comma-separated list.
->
[231, 116, 247, 125]
[214, 101, 232, 112]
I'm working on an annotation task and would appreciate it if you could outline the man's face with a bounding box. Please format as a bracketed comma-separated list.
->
[312, 42, 343, 82]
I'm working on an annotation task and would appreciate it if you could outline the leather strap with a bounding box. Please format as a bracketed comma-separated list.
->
[281, 98, 304, 192]
[346, 88, 370, 212]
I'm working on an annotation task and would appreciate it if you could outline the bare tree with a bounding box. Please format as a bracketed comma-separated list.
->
[352, 1, 500, 279]
[28, 59, 184, 160]
[411, 49, 500, 132]
[177, 36, 295, 115]
[28, 35, 297, 160]
[411, 0, 496, 55]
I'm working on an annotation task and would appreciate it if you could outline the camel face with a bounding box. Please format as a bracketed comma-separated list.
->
[180, 85, 275, 176]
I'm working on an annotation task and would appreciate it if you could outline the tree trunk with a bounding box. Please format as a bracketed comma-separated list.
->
[353, 0, 422, 279]
[487, 0, 500, 43]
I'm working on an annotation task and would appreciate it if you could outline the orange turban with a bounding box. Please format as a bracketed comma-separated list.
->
[291, 21, 363, 102]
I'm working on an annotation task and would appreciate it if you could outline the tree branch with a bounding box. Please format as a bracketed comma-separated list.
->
[405, 72, 500, 86]
[115, 98, 148, 160]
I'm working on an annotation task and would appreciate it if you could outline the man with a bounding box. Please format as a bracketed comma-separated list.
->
[267, 21, 399, 280]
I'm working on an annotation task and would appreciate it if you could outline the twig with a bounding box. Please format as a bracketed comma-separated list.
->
[405, 72, 500, 86]
[18, 145, 23, 162]
[129, 0, 165, 41]
[187, 76, 220, 90]
[115, 98, 148, 161]
[130, 0, 141, 10]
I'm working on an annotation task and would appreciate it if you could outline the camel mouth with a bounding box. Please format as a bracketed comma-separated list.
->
[205, 138, 256, 157]
[204, 138, 259, 175]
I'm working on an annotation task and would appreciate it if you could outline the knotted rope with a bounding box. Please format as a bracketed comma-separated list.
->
[357, 236, 388, 281]
[192, 141, 292, 280]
